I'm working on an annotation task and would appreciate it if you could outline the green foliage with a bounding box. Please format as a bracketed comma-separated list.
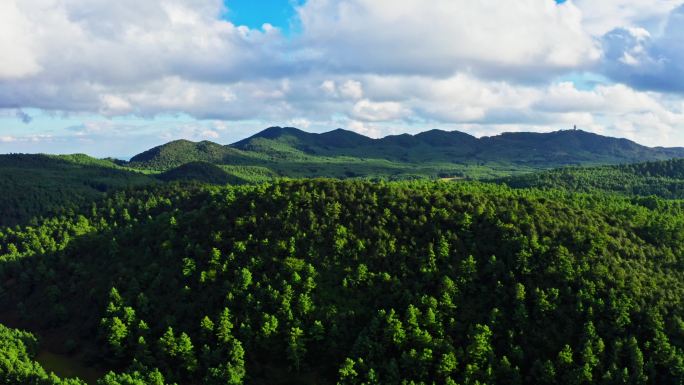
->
[230, 127, 684, 167]
[2, 179, 684, 384]
[97, 368, 168, 385]
[128, 140, 249, 170]
[158, 161, 246, 185]
[0, 154, 156, 227]
[126, 126, 684, 181]
[0, 323, 86, 385]
[497, 158, 684, 199]
[9, 128, 684, 230]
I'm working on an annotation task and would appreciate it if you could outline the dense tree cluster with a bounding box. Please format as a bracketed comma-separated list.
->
[0, 323, 86, 385]
[1, 179, 684, 384]
[498, 159, 684, 198]
[0, 154, 156, 227]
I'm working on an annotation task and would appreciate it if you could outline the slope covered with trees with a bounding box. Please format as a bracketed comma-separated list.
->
[7, 127, 684, 229]
[0, 154, 157, 227]
[2, 180, 684, 384]
[497, 158, 684, 198]
[131, 127, 684, 172]
[128, 140, 254, 170]
[158, 161, 246, 185]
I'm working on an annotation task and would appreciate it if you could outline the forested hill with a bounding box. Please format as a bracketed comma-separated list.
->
[2, 180, 684, 384]
[0, 154, 265, 228]
[497, 158, 684, 198]
[6, 128, 684, 227]
[0, 154, 157, 227]
[129, 127, 684, 171]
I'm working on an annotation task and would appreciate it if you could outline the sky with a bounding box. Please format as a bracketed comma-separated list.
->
[2, 0, 684, 157]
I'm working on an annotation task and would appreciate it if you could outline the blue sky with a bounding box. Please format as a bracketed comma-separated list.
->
[2, 0, 684, 157]
[223, 0, 302, 33]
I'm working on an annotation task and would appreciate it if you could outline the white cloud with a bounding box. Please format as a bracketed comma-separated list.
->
[339, 80, 364, 100]
[318, 80, 364, 100]
[574, 0, 683, 35]
[4, 0, 684, 151]
[534, 82, 662, 113]
[0, 1, 42, 79]
[320, 80, 337, 96]
[600, 5, 684, 93]
[0, 0, 285, 101]
[287, 118, 312, 129]
[347, 120, 383, 138]
[352, 99, 410, 122]
[296, 0, 600, 80]
[100, 95, 133, 115]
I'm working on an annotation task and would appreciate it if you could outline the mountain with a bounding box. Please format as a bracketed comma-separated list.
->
[477, 130, 684, 165]
[129, 139, 254, 170]
[3, 180, 684, 384]
[232, 126, 374, 151]
[231, 126, 478, 162]
[6, 127, 684, 227]
[6, 135, 684, 384]
[129, 127, 684, 175]
[0, 153, 258, 228]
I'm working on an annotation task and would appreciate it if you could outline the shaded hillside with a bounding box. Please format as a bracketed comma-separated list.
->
[158, 161, 246, 185]
[0, 154, 266, 228]
[2, 180, 684, 384]
[0, 154, 157, 227]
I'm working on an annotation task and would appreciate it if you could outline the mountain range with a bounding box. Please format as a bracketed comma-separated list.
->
[128, 127, 684, 177]
[4, 126, 684, 227]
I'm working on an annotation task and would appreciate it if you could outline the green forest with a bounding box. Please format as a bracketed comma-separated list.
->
[5, 0, 684, 382]
[497, 158, 684, 198]
[2, 175, 684, 384]
[6, 129, 684, 384]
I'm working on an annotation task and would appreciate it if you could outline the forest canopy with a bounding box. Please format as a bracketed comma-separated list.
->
[1, 179, 684, 384]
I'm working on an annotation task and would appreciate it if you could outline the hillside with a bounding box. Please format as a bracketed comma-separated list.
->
[496, 158, 684, 199]
[2, 180, 684, 384]
[129, 127, 684, 175]
[158, 161, 247, 185]
[0, 154, 157, 227]
[233, 127, 684, 165]
[129, 140, 255, 170]
[5, 127, 684, 228]
[0, 154, 278, 228]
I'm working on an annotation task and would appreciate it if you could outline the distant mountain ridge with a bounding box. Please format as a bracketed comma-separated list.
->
[129, 126, 684, 172]
[6, 129, 684, 226]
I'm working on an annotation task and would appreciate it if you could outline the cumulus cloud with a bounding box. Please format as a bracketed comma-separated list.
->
[601, 5, 684, 93]
[296, 0, 600, 80]
[574, 0, 683, 35]
[319, 80, 364, 100]
[351, 99, 410, 122]
[3, 0, 684, 151]
[0, 0, 286, 113]
[0, 1, 41, 79]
